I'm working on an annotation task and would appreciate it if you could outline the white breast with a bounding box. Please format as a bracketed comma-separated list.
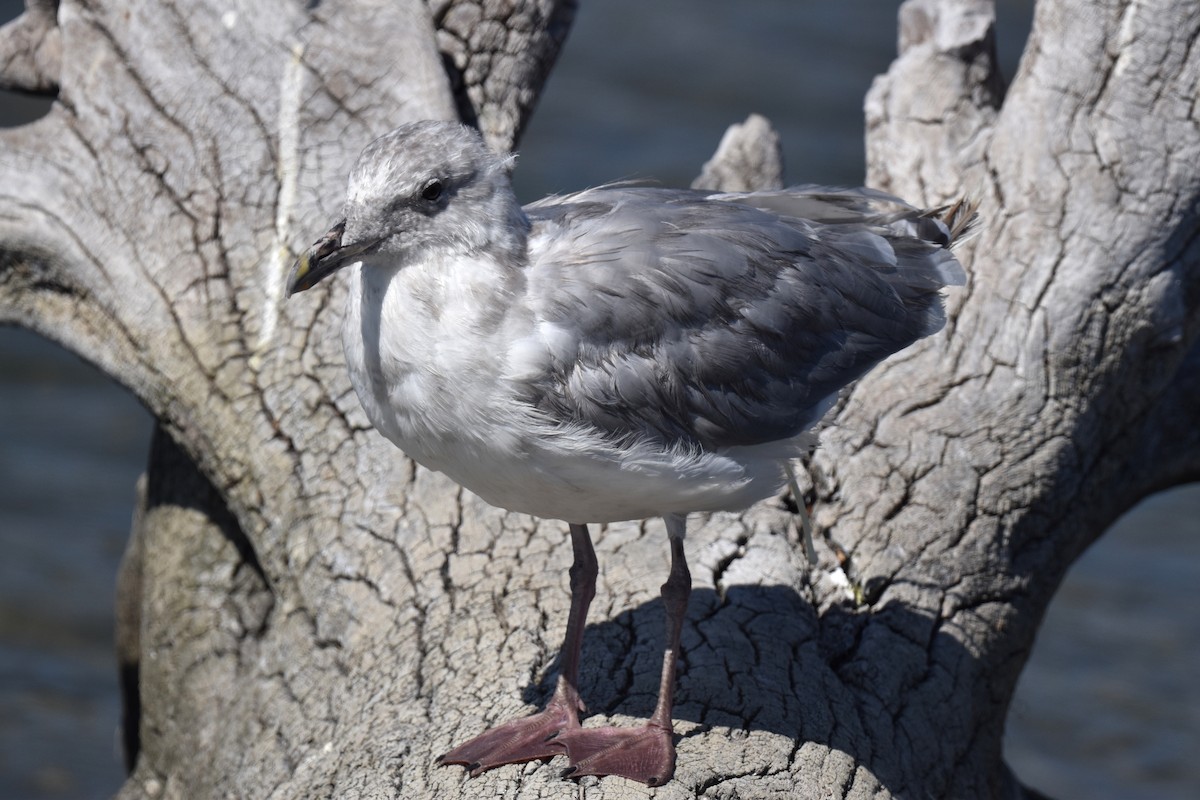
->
[342, 253, 527, 463]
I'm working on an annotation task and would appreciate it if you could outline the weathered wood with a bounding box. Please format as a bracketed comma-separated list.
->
[691, 113, 785, 192]
[834, 1, 1200, 796]
[429, 0, 578, 150]
[0, 0, 1196, 798]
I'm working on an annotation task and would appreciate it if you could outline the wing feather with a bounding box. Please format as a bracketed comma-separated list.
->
[518, 185, 970, 449]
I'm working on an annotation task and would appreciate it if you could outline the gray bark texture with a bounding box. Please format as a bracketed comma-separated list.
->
[0, 0, 1196, 797]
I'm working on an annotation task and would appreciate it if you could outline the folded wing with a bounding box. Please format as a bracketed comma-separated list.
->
[519, 185, 973, 450]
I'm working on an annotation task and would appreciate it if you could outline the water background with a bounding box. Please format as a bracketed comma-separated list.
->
[2, 1, 1197, 798]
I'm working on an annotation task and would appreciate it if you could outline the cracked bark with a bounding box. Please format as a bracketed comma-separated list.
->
[1, 0, 1196, 798]
[428, 0, 577, 151]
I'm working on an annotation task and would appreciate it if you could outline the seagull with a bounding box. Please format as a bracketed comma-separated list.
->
[286, 120, 975, 786]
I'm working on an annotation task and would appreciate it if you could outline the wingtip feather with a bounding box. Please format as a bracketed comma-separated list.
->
[940, 197, 981, 247]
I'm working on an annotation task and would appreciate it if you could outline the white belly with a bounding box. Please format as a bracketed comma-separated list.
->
[341, 259, 793, 524]
[417, 427, 790, 524]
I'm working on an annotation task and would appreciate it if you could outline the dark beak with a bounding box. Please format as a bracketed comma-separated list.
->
[286, 220, 379, 296]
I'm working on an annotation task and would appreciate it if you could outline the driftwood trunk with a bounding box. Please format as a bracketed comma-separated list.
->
[1, 0, 1196, 798]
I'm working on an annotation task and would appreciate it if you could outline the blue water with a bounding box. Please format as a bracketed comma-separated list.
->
[3, 2, 1198, 799]
[0, 331, 144, 799]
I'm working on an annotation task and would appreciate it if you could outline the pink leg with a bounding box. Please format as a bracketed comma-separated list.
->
[555, 515, 690, 787]
[439, 522, 597, 775]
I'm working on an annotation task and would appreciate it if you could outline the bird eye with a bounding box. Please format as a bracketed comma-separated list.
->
[421, 179, 445, 202]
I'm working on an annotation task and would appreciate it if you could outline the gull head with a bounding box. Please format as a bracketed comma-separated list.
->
[286, 120, 523, 295]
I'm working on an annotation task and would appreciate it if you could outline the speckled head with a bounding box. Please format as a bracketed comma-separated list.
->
[286, 120, 525, 296]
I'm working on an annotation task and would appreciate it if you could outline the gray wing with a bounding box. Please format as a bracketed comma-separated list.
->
[519, 185, 970, 449]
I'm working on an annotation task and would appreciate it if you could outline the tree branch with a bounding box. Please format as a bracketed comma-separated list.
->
[691, 113, 785, 192]
[0, 0, 61, 94]
[822, 1, 1200, 794]
[428, 0, 578, 150]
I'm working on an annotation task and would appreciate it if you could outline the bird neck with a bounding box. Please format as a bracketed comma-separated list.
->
[482, 185, 532, 268]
